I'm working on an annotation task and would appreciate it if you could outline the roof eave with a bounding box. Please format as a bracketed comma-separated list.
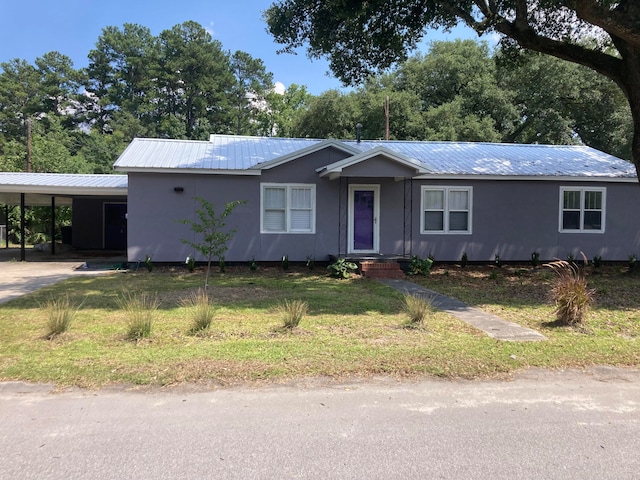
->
[413, 173, 638, 182]
[115, 167, 261, 176]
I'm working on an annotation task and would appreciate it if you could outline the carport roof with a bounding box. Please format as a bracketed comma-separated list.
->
[0, 172, 128, 206]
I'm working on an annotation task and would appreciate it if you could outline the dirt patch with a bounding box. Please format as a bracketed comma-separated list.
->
[156, 285, 280, 307]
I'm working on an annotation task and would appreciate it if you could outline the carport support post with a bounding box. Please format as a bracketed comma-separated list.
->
[50, 196, 56, 255]
[20, 193, 25, 262]
[4, 205, 7, 248]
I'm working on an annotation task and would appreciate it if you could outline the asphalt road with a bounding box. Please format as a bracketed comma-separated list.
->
[1, 368, 639, 480]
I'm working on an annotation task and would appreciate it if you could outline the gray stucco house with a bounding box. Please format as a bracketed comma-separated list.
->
[113, 134, 640, 264]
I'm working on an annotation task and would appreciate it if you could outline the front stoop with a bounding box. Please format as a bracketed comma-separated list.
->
[360, 261, 405, 279]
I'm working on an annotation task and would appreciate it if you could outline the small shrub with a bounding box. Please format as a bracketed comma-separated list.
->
[629, 254, 639, 273]
[402, 293, 433, 328]
[408, 255, 433, 275]
[567, 252, 575, 263]
[306, 255, 315, 270]
[181, 289, 215, 335]
[546, 260, 595, 326]
[488, 270, 499, 281]
[592, 255, 603, 270]
[185, 255, 196, 273]
[42, 295, 78, 340]
[281, 255, 289, 270]
[494, 254, 502, 268]
[327, 258, 358, 278]
[460, 252, 468, 268]
[277, 299, 308, 329]
[249, 258, 258, 271]
[144, 255, 153, 272]
[118, 292, 159, 341]
[531, 251, 540, 267]
[219, 257, 226, 273]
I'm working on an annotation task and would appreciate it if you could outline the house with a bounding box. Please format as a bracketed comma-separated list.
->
[113, 135, 640, 264]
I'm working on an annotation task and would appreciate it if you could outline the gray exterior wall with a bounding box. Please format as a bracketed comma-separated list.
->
[409, 180, 640, 262]
[126, 147, 350, 263]
[72, 196, 127, 250]
[126, 148, 640, 263]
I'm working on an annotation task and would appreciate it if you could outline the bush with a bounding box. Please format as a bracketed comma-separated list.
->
[408, 255, 433, 275]
[327, 258, 358, 278]
[43, 295, 78, 340]
[181, 289, 215, 335]
[277, 299, 308, 329]
[531, 251, 540, 267]
[118, 292, 159, 340]
[546, 260, 595, 326]
[402, 293, 433, 328]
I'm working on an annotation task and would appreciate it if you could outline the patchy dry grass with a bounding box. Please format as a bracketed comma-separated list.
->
[0, 264, 638, 388]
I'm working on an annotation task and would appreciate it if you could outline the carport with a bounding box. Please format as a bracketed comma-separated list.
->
[0, 172, 128, 261]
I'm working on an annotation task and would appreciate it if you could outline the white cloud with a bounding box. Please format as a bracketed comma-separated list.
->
[273, 81, 286, 94]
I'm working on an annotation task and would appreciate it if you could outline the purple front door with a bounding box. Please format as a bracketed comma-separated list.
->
[353, 190, 375, 250]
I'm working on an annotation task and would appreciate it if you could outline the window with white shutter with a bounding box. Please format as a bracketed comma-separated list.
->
[261, 184, 315, 233]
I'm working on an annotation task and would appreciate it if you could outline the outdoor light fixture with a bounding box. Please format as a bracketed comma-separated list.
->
[174, 187, 184, 193]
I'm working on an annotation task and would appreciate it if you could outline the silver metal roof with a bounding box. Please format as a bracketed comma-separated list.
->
[114, 137, 326, 171]
[0, 172, 128, 206]
[113, 135, 637, 179]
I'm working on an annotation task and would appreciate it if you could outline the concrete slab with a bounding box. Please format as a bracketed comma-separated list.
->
[0, 260, 122, 305]
[378, 278, 547, 342]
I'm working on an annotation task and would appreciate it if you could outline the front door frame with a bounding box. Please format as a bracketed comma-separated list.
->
[348, 184, 380, 254]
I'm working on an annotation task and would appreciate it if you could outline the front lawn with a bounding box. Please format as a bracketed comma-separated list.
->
[0, 264, 638, 388]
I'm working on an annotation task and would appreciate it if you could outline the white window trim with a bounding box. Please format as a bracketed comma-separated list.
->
[559, 186, 606, 234]
[420, 186, 473, 234]
[260, 183, 316, 234]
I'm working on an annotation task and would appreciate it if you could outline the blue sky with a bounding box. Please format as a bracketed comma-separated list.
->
[0, 0, 478, 95]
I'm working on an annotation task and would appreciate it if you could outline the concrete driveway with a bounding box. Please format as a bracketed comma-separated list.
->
[0, 248, 126, 305]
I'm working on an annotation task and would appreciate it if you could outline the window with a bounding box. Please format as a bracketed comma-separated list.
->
[261, 184, 315, 233]
[421, 187, 472, 234]
[559, 187, 605, 233]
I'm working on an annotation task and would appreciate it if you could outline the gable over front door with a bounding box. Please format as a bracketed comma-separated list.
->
[348, 184, 380, 254]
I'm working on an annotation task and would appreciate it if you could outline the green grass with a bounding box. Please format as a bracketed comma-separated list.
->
[0, 265, 638, 388]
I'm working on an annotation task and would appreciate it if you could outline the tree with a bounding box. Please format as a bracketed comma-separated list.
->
[230, 51, 274, 135]
[86, 24, 159, 134]
[265, 1, 640, 178]
[496, 50, 633, 159]
[157, 22, 234, 138]
[295, 89, 360, 138]
[180, 198, 245, 289]
[258, 83, 312, 137]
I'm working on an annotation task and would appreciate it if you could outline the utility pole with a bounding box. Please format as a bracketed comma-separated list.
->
[26, 118, 32, 173]
[384, 96, 390, 141]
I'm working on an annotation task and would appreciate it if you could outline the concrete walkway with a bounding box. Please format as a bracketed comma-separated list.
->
[378, 278, 547, 342]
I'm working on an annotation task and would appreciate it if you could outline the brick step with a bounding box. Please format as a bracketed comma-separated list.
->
[360, 261, 405, 279]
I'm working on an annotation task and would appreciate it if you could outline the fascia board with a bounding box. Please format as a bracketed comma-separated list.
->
[412, 174, 638, 183]
[115, 167, 261, 176]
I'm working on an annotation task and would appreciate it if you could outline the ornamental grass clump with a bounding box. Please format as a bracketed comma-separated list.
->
[546, 260, 595, 326]
[181, 288, 215, 335]
[277, 299, 308, 329]
[43, 294, 78, 340]
[402, 292, 434, 328]
[118, 292, 159, 340]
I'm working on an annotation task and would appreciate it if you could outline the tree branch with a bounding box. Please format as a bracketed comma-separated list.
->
[494, 18, 625, 89]
[570, 0, 640, 49]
